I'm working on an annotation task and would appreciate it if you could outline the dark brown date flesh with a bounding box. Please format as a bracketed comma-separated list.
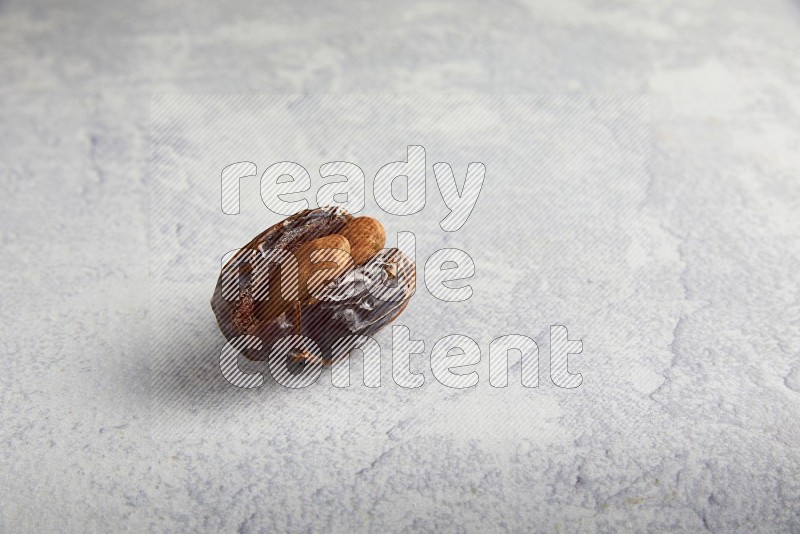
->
[210, 207, 415, 363]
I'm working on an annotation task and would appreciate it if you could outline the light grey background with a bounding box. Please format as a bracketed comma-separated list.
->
[2, 1, 799, 532]
[151, 94, 647, 429]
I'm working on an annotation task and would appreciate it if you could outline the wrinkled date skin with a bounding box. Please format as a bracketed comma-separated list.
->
[211, 206, 415, 363]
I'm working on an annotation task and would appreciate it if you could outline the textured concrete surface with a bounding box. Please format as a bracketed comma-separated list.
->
[2, 1, 799, 532]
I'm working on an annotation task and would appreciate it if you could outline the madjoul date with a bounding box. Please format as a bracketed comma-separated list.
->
[211, 206, 415, 362]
